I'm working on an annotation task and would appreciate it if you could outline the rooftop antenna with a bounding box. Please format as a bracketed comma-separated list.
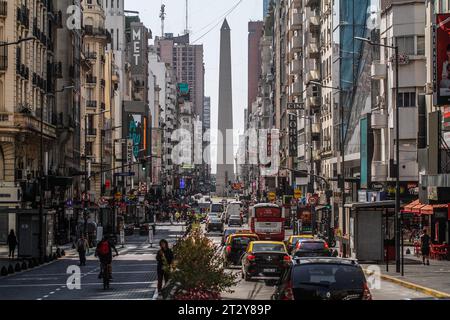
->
[159, 4, 166, 38]
[185, 0, 189, 35]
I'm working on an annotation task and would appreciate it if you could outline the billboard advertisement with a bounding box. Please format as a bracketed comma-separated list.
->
[435, 14, 450, 106]
[125, 113, 148, 161]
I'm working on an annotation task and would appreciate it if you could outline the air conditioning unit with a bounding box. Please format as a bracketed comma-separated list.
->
[425, 82, 433, 95]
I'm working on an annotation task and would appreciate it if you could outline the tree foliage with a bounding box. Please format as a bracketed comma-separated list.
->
[166, 223, 237, 299]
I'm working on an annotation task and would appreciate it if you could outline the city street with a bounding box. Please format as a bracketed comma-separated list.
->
[0, 224, 183, 300]
[204, 225, 433, 301]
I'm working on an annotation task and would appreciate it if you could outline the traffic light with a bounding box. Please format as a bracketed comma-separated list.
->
[141, 158, 147, 171]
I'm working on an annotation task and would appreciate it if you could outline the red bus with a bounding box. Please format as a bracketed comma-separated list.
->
[249, 203, 285, 241]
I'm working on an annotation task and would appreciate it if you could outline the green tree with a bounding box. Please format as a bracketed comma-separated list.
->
[164, 224, 237, 300]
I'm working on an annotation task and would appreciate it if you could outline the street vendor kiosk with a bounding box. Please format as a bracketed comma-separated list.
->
[343, 201, 395, 262]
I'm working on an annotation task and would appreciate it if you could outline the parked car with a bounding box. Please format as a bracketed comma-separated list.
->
[228, 215, 243, 227]
[207, 218, 224, 233]
[284, 234, 314, 254]
[291, 239, 332, 258]
[241, 241, 291, 281]
[272, 257, 372, 300]
[222, 228, 238, 245]
[224, 233, 259, 267]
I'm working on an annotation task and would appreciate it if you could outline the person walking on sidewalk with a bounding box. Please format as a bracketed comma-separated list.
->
[7, 230, 18, 259]
[156, 239, 174, 293]
[421, 229, 431, 266]
[77, 234, 89, 266]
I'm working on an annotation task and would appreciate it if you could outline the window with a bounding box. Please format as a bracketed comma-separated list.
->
[396, 35, 425, 56]
[417, 36, 425, 55]
[397, 92, 416, 108]
[396, 36, 414, 55]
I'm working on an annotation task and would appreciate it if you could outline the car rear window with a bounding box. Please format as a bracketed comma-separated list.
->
[211, 204, 223, 212]
[252, 243, 285, 252]
[232, 237, 257, 247]
[293, 264, 365, 289]
[210, 218, 221, 223]
[299, 241, 326, 250]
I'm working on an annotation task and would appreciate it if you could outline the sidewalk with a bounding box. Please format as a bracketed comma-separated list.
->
[0, 222, 185, 270]
[362, 247, 450, 298]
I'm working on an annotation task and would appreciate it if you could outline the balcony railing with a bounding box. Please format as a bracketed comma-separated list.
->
[0, 45, 7, 71]
[85, 51, 97, 60]
[86, 76, 97, 85]
[87, 128, 97, 136]
[86, 100, 97, 108]
[0, 1, 7, 17]
[17, 6, 30, 29]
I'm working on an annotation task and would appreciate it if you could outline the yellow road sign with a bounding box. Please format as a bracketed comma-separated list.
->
[294, 189, 302, 199]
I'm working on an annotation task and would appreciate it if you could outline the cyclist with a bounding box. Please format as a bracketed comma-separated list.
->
[95, 236, 119, 280]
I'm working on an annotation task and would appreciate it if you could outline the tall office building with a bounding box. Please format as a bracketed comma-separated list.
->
[155, 34, 205, 119]
[248, 21, 264, 113]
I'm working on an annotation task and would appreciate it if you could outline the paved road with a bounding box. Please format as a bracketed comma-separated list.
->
[0, 224, 184, 300]
[209, 225, 432, 301]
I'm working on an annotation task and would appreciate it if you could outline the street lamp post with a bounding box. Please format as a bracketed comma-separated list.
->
[39, 85, 74, 262]
[355, 36, 402, 275]
[310, 81, 343, 246]
[83, 110, 107, 235]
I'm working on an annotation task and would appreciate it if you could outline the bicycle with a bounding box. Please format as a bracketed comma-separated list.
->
[100, 254, 119, 290]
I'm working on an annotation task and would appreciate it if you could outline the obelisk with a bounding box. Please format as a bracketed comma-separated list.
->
[216, 19, 235, 197]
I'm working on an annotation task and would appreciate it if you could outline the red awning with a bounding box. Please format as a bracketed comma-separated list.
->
[402, 200, 421, 214]
[402, 200, 447, 216]
[420, 204, 448, 215]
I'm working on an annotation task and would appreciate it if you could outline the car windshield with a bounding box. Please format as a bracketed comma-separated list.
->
[211, 204, 223, 212]
[252, 243, 285, 252]
[293, 264, 365, 290]
[299, 241, 326, 250]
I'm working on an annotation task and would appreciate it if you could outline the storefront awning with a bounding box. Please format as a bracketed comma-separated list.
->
[420, 204, 448, 215]
[402, 200, 447, 216]
[403, 199, 421, 214]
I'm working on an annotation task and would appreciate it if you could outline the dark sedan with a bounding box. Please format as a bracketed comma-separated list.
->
[207, 218, 224, 233]
[272, 258, 372, 300]
[291, 239, 332, 258]
[241, 241, 291, 281]
[228, 215, 242, 227]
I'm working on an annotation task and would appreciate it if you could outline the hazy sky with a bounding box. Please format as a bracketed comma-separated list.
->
[125, 0, 263, 173]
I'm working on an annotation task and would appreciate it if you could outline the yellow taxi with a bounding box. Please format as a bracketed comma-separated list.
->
[284, 234, 314, 254]
[223, 233, 259, 267]
[241, 241, 291, 281]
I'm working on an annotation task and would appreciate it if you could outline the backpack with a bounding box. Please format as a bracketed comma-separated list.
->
[97, 241, 110, 256]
